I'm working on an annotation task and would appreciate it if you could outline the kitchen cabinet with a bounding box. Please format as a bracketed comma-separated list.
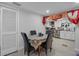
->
[60, 31, 75, 40]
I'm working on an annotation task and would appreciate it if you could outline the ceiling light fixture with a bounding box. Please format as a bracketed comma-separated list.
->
[46, 10, 50, 13]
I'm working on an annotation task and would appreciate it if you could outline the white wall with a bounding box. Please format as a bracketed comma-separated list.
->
[19, 9, 46, 49]
[75, 26, 79, 54]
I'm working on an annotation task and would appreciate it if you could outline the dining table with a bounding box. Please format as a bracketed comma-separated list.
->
[28, 34, 47, 55]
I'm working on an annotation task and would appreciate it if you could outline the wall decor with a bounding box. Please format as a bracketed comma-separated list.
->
[67, 10, 79, 24]
[42, 16, 48, 25]
[43, 9, 79, 26]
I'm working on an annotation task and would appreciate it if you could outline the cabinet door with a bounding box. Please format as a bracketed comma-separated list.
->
[70, 32, 75, 40]
[65, 31, 71, 39]
[60, 31, 65, 39]
[1, 7, 18, 55]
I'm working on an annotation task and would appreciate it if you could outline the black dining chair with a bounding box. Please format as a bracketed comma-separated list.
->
[21, 32, 35, 56]
[30, 30, 36, 35]
[38, 33, 43, 37]
[41, 33, 53, 55]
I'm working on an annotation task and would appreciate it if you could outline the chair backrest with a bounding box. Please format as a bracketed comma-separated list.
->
[30, 30, 36, 35]
[21, 32, 29, 47]
[38, 33, 43, 37]
[46, 30, 50, 34]
[46, 33, 53, 49]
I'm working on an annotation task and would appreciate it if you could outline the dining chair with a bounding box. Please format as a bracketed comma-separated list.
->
[41, 33, 53, 55]
[30, 30, 36, 35]
[21, 32, 35, 56]
[38, 33, 43, 37]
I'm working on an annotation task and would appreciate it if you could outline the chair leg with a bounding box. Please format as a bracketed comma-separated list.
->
[45, 49, 47, 56]
[27, 51, 30, 56]
[24, 48, 30, 56]
[26, 49, 30, 56]
[24, 49, 26, 55]
[50, 48, 52, 52]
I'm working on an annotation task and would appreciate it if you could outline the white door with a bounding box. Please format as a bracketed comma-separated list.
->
[1, 7, 18, 55]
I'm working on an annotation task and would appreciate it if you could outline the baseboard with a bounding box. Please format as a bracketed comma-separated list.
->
[2, 47, 24, 56]
[4, 50, 18, 56]
[1, 47, 17, 56]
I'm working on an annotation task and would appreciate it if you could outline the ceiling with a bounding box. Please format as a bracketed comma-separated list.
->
[3, 2, 79, 16]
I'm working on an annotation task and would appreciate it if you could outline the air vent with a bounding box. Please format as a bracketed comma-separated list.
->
[12, 2, 21, 6]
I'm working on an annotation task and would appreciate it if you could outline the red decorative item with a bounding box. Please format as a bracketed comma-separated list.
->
[70, 19, 78, 24]
[42, 17, 46, 25]
[77, 9, 79, 19]
[42, 16, 48, 25]
[67, 10, 79, 24]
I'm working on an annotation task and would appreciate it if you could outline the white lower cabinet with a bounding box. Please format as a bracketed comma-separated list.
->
[60, 31, 75, 40]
